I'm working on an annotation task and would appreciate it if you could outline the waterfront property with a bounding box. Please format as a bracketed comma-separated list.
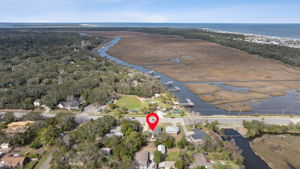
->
[190, 128, 209, 142]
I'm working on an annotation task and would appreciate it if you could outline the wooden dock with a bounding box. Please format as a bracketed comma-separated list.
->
[168, 86, 180, 91]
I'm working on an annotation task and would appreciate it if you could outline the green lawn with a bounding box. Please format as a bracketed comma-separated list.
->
[24, 161, 38, 169]
[185, 125, 193, 132]
[116, 95, 146, 111]
[165, 149, 180, 161]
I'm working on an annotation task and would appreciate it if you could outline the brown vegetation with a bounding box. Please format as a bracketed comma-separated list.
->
[84, 31, 300, 111]
[251, 135, 300, 169]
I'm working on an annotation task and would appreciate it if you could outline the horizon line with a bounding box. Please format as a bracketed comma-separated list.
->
[1, 22, 300, 24]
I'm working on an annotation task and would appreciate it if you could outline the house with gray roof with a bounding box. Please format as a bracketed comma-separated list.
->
[190, 128, 208, 142]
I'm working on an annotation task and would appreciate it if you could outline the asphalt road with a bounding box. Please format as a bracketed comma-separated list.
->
[1, 112, 299, 125]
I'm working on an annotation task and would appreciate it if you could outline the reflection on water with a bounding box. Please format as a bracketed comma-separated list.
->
[223, 129, 271, 169]
[98, 37, 300, 115]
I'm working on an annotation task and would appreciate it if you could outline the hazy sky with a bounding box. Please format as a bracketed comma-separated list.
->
[1, 0, 299, 23]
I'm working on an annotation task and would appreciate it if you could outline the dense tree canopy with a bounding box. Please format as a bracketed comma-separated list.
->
[0, 30, 164, 109]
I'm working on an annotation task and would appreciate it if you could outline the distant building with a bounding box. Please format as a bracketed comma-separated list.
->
[190, 128, 208, 142]
[57, 96, 80, 110]
[189, 153, 213, 169]
[0, 143, 11, 154]
[0, 143, 9, 149]
[154, 93, 161, 98]
[135, 151, 150, 169]
[0, 153, 28, 168]
[6, 121, 35, 134]
[105, 126, 124, 137]
[101, 148, 112, 155]
[33, 100, 40, 107]
[165, 126, 180, 135]
[158, 161, 176, 169]
[158, 145, 166, 155]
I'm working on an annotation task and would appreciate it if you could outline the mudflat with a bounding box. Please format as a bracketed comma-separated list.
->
[88, 31, 300, 111]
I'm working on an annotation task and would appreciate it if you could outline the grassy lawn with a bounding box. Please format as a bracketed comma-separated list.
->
[165, 148, 180, 161]
[116, 95, 147, 111]
[124, 113, 147, 117]
[24, 161, 38, 169]
[226, 161, 241, 169]
[163, 112, 189, 118]
[185, 125, 193, 132]
[20, 146, 44, 157]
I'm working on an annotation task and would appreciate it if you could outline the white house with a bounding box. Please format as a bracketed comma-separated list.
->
[159, 161, 176, 169]
[157, 145, 166, 155]
[33, 100, 40, 107]
[165, 126, 180, 134]
[154, 93, 161, 98]
[0, 143, 9, 149]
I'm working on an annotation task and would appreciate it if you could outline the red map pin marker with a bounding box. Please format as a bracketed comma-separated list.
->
[146, 113, 159, 131]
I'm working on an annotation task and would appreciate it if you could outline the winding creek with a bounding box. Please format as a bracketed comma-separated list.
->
[98, 37, 272, 169]
[98, 37, 300, 116]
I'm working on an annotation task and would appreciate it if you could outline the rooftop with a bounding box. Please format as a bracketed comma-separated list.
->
[135, 151, 149, 166]
[191, 128, 208, 140]
[7, 121, 35, 128]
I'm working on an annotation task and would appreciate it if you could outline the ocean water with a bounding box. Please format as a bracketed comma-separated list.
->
[1, 23, 300, 39]
[90, 23, 300, 39]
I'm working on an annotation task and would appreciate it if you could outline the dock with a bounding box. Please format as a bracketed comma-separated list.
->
[168, 86, 180, 91]
[179, 98, 194, 107]
[148, 71, 155, 75]
[163, 81, 174, 86]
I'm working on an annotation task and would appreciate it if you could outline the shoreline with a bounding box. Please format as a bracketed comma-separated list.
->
[200, 28, 300, 48]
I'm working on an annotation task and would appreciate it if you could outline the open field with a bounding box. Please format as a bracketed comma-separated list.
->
[84, 31, 300, 111]
[250, 135, 300, 169]
[116, 95, 146, 111]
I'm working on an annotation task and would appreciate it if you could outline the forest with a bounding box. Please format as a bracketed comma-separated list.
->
[0, 30, 164, 109]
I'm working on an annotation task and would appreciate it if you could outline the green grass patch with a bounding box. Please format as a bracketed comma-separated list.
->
[165, 150, 180, 161]
[24, 161, 38, 169]
[116, 95, 146, 111]
[185, 125, 193, 132]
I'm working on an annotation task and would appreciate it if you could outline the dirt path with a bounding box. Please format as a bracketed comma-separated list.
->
[35, 148, 55, 169]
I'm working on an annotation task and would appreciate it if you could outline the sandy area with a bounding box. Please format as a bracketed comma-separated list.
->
[83, 31, 300, 112]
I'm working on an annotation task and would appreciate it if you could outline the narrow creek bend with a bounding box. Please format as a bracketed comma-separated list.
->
[223, 129, 271, 169]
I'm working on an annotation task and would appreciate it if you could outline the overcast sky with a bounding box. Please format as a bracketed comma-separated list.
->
[1, 0, 299, 23]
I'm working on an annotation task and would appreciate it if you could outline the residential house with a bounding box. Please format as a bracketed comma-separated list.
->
[0, 153, 28, 168]
[154, 93, 161, 98]
[190, 129, 208, 143]
[157, 145, 166, 155]
[6, 121, 35, 134]
[105, 126, 124, 137]
[57, 96, 80, 110]
[189, 153, 213, 169]
[166, 126, 180, 135]
[101, 148, 112, 155]
[153, 127, 162, 136]
[135, 151, 150, 169]
[0, 143, 9, 149]
[158, 161, 176, 169]
[33, 100, 40, 107]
